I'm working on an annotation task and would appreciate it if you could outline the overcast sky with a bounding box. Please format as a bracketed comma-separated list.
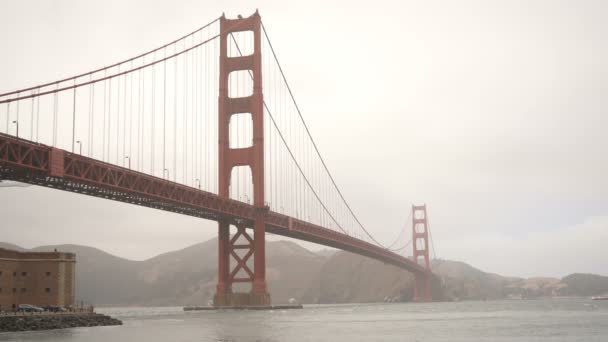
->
[0, 0, 606, 278]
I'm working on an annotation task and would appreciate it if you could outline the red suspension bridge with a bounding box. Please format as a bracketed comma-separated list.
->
[0, 11, 436, 306]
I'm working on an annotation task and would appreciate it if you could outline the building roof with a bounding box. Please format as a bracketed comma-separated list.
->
[0, 248, 75, 261]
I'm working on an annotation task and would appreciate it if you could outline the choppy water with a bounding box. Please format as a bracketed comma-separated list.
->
[1, 298, 607, 341]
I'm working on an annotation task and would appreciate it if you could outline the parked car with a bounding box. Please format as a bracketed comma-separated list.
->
[17, 304, 44, 313]
[42, 305, 66, 312]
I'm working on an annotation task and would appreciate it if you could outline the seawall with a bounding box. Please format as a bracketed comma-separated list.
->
[0, 313, 122, 332]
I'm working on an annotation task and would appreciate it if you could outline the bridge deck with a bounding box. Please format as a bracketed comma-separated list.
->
[0, 133, 430, 276]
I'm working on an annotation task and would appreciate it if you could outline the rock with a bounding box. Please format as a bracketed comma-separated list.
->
[0, 313, 122, 332]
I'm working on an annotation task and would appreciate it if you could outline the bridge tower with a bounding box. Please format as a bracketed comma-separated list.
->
[214, 11, 270, 306]
[412, 204, 432, 302]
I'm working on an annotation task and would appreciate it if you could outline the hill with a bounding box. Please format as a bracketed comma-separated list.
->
[307, 250, 416, 303]
[560, 273, 608, 296]
[3, 240, 607, 305]
[0, 242, 26, 251]
[28, 239, 326, 306]
[432, 259, 515, 300]
[310, 253, 608, 302]
[311, 253, 513, 303]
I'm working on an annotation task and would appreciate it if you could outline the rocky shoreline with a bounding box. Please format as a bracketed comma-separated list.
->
[0, 313, 122, 332]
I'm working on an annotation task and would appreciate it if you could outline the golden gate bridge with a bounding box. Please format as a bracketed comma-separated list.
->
[0, 11, 436, 306]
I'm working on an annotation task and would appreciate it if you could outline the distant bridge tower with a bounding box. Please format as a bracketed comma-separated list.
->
[215, 11, 270, 307]
[412, 204, 432, 302]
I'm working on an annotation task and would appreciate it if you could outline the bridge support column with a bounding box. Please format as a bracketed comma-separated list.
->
[213, 219, 269, 306]
[213, 11, 270, 307]
[251, 215, 270, 305]
[414, 273, 432, 302]
[214, 222, 232, 305]
[412, 204, 433, 302]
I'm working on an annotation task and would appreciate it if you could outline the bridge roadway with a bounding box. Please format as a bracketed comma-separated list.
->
[0, 132, 431, 276]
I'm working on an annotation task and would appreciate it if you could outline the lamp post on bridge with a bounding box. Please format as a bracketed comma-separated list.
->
[12, 120, 18, 139]
[124, 156, 131, 170]
[75, 140, 82, 155]
[195, 178, 200, 189]
[164, 169, 170, 180]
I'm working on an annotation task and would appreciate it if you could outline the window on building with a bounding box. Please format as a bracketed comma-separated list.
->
[0, 288, 2, 293]
[21, 272, 27, 276]
[46, 272, 51, 277]
[45, 288, 51, 293]
[0, 271, 3, 276]
[12, 272, 16, 276]
[20, 288, 26, 293]
[12, 288, 16, 293]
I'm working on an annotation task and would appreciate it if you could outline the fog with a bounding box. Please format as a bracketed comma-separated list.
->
[0, 0, 606, 278]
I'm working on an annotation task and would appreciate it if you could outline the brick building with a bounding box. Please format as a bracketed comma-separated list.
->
[0, 248, 76, 311]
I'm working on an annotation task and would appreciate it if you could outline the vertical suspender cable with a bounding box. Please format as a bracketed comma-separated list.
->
[163, 49, 167, 177]
[123, 70, 127, 165]
[137, 68, 142, 170]
[129, 61, 133, 164]
[108, 76, 112, 162]
[4, 103, 8, 134]
[139, 66, 143, 171]
[35, 90, 40, 143]
[204, 36, 209, 189]
[88, 78, 93, 156]
[192, 38, 196, 187]
[53, 85, 58, 146]
[109, 76, 114, 162]
[183, 40, 187, 184]
[150, 52, 154, 176]
[141, 62, 145, 171]
[71, 85, 76, 152]
[71, 81, 77, 152]
[116, 66, 121, 164]
[15, 94, 20, 137]
[102, 74, 107, 160]
[141, 65, 144, 170]
[29, 94, 34, 140]
[202, 37, 206, 189]
[174, 43, 178, 182]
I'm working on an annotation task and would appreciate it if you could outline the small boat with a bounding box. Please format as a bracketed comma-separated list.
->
[591, 296, 608, 301]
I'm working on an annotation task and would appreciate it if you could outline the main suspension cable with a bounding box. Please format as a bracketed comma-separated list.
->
[229, 33, 347, 235]
[260, 22, 388, 247]
[0, 17, 221, 98]
[386, 210, 412, 250]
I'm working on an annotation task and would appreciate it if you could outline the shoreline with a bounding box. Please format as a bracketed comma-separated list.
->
[0, 312, 122, 332]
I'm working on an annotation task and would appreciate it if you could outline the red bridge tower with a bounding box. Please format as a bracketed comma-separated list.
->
[412, 204, 433, 302]
[214, 11, 270, 306]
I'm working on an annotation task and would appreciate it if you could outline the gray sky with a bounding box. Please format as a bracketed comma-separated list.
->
[0, 0, 606, 278]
